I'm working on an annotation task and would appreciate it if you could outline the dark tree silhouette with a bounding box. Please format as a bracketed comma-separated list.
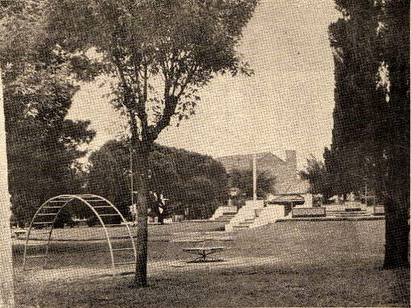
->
[87, 140, 229, 222]
[0, 1, 95, 225]
[328, 0, 409, 268]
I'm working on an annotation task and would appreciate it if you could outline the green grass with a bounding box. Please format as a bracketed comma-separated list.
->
[23, 220, 225, 241]
[13, 220, 410, 307]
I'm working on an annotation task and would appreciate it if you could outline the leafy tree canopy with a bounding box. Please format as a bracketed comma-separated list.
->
[0, 0, 95, 224]
[43, 0, 258, 286]
[299, 155, 333, 200]
[87, 139, 228, 220]
[44, 0, 257, 140]
[229, 168, 275, 199]
[328, 0, 409, 268]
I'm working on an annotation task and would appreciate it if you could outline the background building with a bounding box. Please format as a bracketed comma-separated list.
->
[216, 150, 309, 195]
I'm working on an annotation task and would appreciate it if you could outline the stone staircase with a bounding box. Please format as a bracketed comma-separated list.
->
[213, 212, 237, 223]
[223, 202, 381, 231]
[209, 206, 237, 222]
[225, 201, 288, 231]
[225, 200, 263, 231]
[232, 218, 255, 230]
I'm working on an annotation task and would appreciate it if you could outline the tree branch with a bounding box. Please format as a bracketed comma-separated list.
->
[112, 52, 135, 110]
[147, 63, 198, 142]
[129, 109, 141, 148]
[147, 79, 176, 142]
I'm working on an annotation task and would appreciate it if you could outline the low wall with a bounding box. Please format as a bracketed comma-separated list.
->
[292, 207, 326, 218]
[373, 206, 385, 215]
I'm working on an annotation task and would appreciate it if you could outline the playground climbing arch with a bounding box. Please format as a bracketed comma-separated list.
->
[23, 194, 136, 275]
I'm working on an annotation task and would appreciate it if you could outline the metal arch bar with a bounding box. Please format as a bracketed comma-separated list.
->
[42, 194, 118, 275]
[51, 194, 134, 276]
[23, 194, 136, 276]
[62, 195, 118, 275]
[43, 195, 79, 268]
[23, 195, 74, 270]
[84, 194, 137, 263]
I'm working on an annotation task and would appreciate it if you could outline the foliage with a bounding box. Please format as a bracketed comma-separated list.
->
[45, 0, 258, 142]
[0, 0, 95, 225]
[87, 140, 229, 220]
[229, 168, 275, 199]
[87, 140, 131, 218]
[44, 0, 258, 286]
[328, 0, 409, 268]
[327, 0, 385, 197]
[299, 155, 333, 200]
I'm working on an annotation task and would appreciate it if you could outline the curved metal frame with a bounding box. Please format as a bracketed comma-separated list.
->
[23, 194, 136, 275]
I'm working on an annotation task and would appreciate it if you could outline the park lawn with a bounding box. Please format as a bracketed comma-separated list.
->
[14, 263, 409, 307]
[13, 220, 410, 307]
[12, 221, 227, 267]
[18, 220, 226, 242]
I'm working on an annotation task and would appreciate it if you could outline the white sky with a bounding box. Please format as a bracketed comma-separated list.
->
[68, 0, 341, 170]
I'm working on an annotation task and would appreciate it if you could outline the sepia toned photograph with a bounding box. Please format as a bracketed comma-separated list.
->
[0, 0, 409, 307]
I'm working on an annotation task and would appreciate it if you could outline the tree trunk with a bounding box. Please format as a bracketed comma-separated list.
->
[134, 149, 149, 287]
[383, 149, 409, 268]
[384, 198, 409, 268]
[0, 66, 15, 307]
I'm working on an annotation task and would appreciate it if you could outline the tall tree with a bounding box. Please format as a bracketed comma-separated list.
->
[377, 0, 409, 268]
[46, 0, 258, 286]
[328, 0, 385, 198]
[299, 155, 333, 200]
[87, 139, 229, 221]
[328, 0, 409, 267]
[0, 64, 14, 308]
[0, 0, 95, 225]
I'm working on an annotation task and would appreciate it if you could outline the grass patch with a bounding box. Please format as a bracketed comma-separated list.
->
[15, 263, 409, 307]
[13, 220, 410, 307]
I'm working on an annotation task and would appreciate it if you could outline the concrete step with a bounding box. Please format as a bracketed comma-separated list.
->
[328, 211, 368, 214]
[214, 214, 236, 219]
[326, 209, 367, 212]
[238, 220, 254, 225]
[326, 211, 368, 215]
[232, 225, 250, 229]
[219, 213, 236, 217]
[214, 218, 235, 222]
[329, 211, 369, 214]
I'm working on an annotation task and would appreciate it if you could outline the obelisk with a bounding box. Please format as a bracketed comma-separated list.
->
[252, 153, 257, 201]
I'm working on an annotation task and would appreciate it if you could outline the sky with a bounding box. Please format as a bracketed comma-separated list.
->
[68, 0, 341, 170]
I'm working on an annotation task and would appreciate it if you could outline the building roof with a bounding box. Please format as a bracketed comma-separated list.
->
[216, 151, 310, 195]
[216, 152, 287, 171]
[275, 178, 310, 194]
[271, 194, 305, 204]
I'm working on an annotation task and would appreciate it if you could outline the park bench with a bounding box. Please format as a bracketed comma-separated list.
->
[292, 207, 326, 218]
[182, 246, 225, 263]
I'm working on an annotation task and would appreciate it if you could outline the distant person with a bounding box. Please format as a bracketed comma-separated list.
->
[129, 203, 137, 225]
